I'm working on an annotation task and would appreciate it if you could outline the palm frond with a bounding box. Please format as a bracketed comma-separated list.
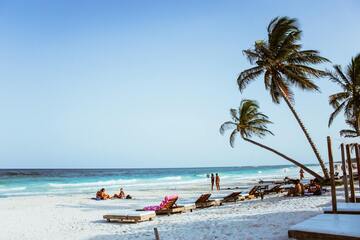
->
[230, 109, 239, 121]
[237, 66, 264, 92]
[219, 121, 236, 135]
[229, 129, 238, 148]
[328, 101, 346, 127]
[340, 129, 358, 138]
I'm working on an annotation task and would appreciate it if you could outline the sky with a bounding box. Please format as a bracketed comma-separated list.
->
[0, 0, 359, 168]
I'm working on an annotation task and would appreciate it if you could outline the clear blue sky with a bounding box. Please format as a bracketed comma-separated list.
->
[0, 0, 359, 168]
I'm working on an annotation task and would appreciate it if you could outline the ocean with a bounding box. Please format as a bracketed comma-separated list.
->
[0, 164, 322, 197]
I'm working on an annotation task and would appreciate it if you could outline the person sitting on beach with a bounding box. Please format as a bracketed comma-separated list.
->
[113, 188, 126, 199]
[287, 179, 304, 197]
[96, 188, 111, 200]
[308, 179, 322, 195]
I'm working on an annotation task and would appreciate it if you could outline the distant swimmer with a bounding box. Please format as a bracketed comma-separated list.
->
[215, 173, 220, 191]
[96, 188, 111, 200]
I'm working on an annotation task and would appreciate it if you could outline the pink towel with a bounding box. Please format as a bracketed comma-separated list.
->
[143, 195, 178, 211]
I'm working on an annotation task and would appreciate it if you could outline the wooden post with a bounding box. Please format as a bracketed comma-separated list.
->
[340, 144, 349, 202]
[327, 136, 337, 213]
[355, 144, 360, 189]
[154, 228, 160, 240]
[346, 144, 356, 203]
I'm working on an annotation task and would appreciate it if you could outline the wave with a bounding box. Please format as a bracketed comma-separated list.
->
[157, 176, 182, 181]
[48, 179, 138, 188]
[0, 186, 27, 192]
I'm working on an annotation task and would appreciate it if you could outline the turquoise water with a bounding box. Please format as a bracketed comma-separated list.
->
[0, 165, 321, 197]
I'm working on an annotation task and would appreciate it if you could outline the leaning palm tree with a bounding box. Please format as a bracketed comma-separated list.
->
[328, 54, 360, 135]
[220, 99, 323, 180]
[237, 16, 330, 179]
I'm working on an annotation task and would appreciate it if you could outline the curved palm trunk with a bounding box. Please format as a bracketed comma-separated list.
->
[243, 137, 324, 181]
[278, 88, 330, 179]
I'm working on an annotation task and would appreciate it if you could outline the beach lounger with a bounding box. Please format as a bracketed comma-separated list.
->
[103, 210, 156, 223]
[221, 192, 242, 203]
[240, 185, 261, 199]
[288, 214, 360, 239]
[195, 193, 221, 208]
[182, 203, 196, 212]
[323, 202, 360, 214]
[264, 184, 283, 194]
[142, 195, 185, 215]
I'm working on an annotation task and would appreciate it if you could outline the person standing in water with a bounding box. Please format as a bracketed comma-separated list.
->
[211, 173, 215, 191]
[299, 168, 304, 180]
[215, 173, 220, 191]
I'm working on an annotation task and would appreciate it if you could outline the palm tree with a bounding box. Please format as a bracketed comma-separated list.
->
[237, 16, 330, 179]
[340, 119, 359, 138]
[328, 54, 360, 135]
[220, 99, 323, 180]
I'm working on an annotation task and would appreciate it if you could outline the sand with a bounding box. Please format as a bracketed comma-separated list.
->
[0, 182, 335, 240]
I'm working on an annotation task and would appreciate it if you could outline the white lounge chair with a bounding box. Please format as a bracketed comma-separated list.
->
[288, 214, 360, 239]
[323, 202, 360, 214]
[103, 210, 156, 223]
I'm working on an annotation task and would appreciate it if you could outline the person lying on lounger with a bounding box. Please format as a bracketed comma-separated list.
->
[113, 188, 126, 199]
[96, 188, 111, 200]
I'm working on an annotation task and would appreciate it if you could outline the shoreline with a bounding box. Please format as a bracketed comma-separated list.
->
[0, 166, 322, 198]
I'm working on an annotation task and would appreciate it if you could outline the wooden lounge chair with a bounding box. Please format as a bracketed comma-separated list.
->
[264, 184, 283, 194]
[288, 214, 360, 239]
[323, 203, 360, 214]
[195, 193, 221, 208]
[103, 211, 156, 223]
[240, 185, 261, 199]
[154, 196, 185, 215]
[221, 192, 242, 203]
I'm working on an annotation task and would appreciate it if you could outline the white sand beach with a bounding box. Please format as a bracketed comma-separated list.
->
[0, 182, 334, 240]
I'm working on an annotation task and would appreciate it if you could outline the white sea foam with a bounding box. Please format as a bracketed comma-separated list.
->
[48, 179, 137, 188]
[158, 176, 182, 181]
[0, 187, 27, 192]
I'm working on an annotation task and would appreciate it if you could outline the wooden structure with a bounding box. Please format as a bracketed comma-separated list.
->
[346, 145, 356, 203]
[288, 137, 360, 239]
[103, 211, 156, 223]
[355, 144, 360, 188]
[154, 228, 160, 240]
[341, 144, 350, 202]
[328, 136, 337, 213]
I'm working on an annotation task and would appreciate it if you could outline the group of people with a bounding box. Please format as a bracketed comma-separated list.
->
[208, 173, 220, 191]
[287, 178, 322, 197]
[96, 187, 131, 200]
